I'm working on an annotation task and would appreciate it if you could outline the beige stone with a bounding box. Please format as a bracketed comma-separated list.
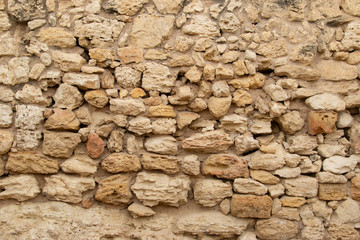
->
[141, 153, 178, 174]
[229, 73, 266, 89]
[318, 183, 347, 201]
[350, 174, 360, 202]
[167, 55, 195, 67]
[45, 109, 80, 131]
[53, 84, 84, 110]
[277, 111, 304, 134]
[51, 51, 86, 72]
[249, 153, 285, 171]
[250, 169, 280, 185]
[131, 172, 191, 207]
[152, 118, 176, 135]
[15, 84, 49, 105]
[327, 224, 360, 240]
[233, 178, 267, 195]
[106, 128, 124, 151]
[280, 196, 306, 208]
[14, 130, 42, 151]
[95, 174, 133, 205]
[89, 48, 114, 63]
[194, 178, 232, 207]
[257, 39, 288, 58]
[182, 15, 220, 37]
[185, 66, 202, 83]
[0, 57, 30, 86]
[117, 46, 143, 64]
[275, 65, 321, 81]
[153, 0, 184, 14]
[0, 174, 40, 201]
[256, 218, 299, 240]
[37, 28, 76, 48]
[148, 105, 176, 118]
[63, 73, 100, 90]
[110, 99, 146, 116]
[180, 155, 200, 176]
[15, 105, 44, 130]
[284, 176, 318, 198]
[308, 111, 337, 135]
[182, 130, 233, 153]
[0, 130, 14, 155]
[145, 136, 178, 155]
[323, 155, 359, 174]
[202, 154, 249, 179]
[208, 96, 232, 118]
[102, 0, 148, 15]
[231, 194, 272, 219]
[175, 36, 194, 53]
[101, 153, 141, 173]
[288, 134, 318, 155]
[42, 131, 81, 158]
[84, 90, 108, 108]
[128, 203, 155, 218]
[61, 155, 98, 176]
[6, 152, 58, 174]
[142, 63, 175, 93]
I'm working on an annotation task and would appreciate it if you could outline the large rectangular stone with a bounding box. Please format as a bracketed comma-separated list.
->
[231, 194, 272, 219]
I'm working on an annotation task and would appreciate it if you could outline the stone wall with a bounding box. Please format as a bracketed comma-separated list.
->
[0, 0, 360, 239]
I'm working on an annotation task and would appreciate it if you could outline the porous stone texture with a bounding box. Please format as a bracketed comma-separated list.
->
[1, 0, 360, 238]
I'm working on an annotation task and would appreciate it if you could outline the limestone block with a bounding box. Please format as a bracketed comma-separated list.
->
[280, 196, 306, 208]
[0, 57, 29, 86]
[37, 28, 76, 48]
[42, 131, 81, 158]
[306, 93, 345, 111]
[250, 169, 280, 185]
[351, 174, 360, 201]
[342, 21, 360, 51]
[53, 83, 84, 110]
[318, 183, 347, 201]
[61, 155, 98, 176]
[323, 155, 359, 174]
[288, 134, 317, 155]
[101, 153, 141, 173]
[110, 99, 146, 116]
[6, 152, 58, 174]
[0, 12, 11, 32]
[84, 90, 108, 108]
[202, 154, 249, 179]
[95, 174, 133, 205]
[180, 155, 200, 176]
[117, 46, 143, 64]
[194, 178, 233, 207]
[274, 167, 301, 179]
[45, 109, 80, 131]
[15, 105, 44, 130]
[0, 130, 14, 154]
[249, 153, 285, 171]
[128, 116, 152, 135]
[316, 172, 347, 184]
[128, 203, 155, 218]
[152, 118, 176, 135]
[63, 73, 100, 90]
[257, 39, 288, 58]
[7, 0, 46, 22]
[233, 178, 268, 195]
[182, 130, 233, 153]
[277, 111, 305, 134]
[141, 153, 179, 174]
[182, 15, 220, 37]
[284, 176, 318, 198]
[15, 130, 42, 150]
[102, 0, 148, 15]
[327, 224, 360, 240]
[249, 118, 272, 134]
[153, 0, 184, 14]
[231, 194, 272, 219]
[331, 198, 360, 226]
[274, 64, 320, 81]
[177, 112, 200, 129]
[219, 13, 240, 33]
[0, 174, 40, 201]
[220, 114, 247, 133]
[51, 51, 85, 72]
[0, 86, 14, 102]
[115, 66, 141, 88]
[255, 218, 299, 240]
[235, 133, 260, 155]
[148, 105, 176, 118]
[145, 136, 178, 155]
[15, 84, 49, 105]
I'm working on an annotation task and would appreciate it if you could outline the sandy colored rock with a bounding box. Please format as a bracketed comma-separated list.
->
[323, 155, 359, 174]
[86, 133, 104, 159]
[275, 64, 321, 81]
[53, 83, 84, 110]
[288, 134, 318, 155]
[235, 133, 260, 155]
[110, 99, 146, 116]
[51, 51, 86, 72]
[0, 174, 40, 201]
[131, 171, 191, 207]
[145, 135, 178, 155]
[284, 175, 318, 198]
[233, 89, 253, 107]
[318, 183, 347, 201]
[117, 46, 143, 64]
[306, 93, 345, 111]
[218, 12, 240, 33]
[15, 84, 49, 105]
[153, 0, 184, 14]
[182, 15, 220, 37]
[194, 178, 232, 207]
[256, 218, 299, 240]
[219, 114, 247, 133]
[316, 172, 347, 184]
[0, 130, 14, 154]
[6, 152, 58, 174]
[37, 28, 76, 48]
[202, 154, 249, 179]
[42, 131, 81, 158]
[317, 60, 357, 81]
[250, 169, 280, 185]
[102, 153, 140, 173]
[277, 111, 304, 134]
[14, 130, 42, 151]
[128, 203, 155, 218]
[61, 155, 98, 176]
[130, 14, 175, 48]
[308, 111, 337, 135]
[231, 194, 272, 219]
[233, 178, 267, 195]
[15, 105, 44, 130]
[350, 174, 360, 201]
[249, 153, 285, 171]
[102, 0, 148, 15]
[229, 73, 266, 89]
[182, 130, 233, 153]
[208, 96, 232, 118]
[152, 118, 176, 135]
[274, 167, 301, 179]
[0, 86, 14, 102]
[63, 73, 100, 90]
[89, 48, 114, 63]
[45, 109, 80, 131]
[257, 39, 288, 58]
[84, 90, 108, 108]
[0, 57, 29, 86]
[142, 63, 175, 93]
[128, 116, 152, 135]
[280, 196, 306, 208]
[141, 153, 179, 174]
[167, 55, 195, 67]
[148, 105, 176, 118]
[327, 224, 360, 240]
[95, 174, 133, 205]
[43, 174, 95, 204]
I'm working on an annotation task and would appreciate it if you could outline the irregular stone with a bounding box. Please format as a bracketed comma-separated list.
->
[219, 13, 240, 33]
[86, 133, 104, 159]
[0, 33, 16, 57]
[63, 73, 100, 90]
[28, 63, 46, 80]
[117, 46, 143, 64]
[84, 90, 108, 108]
[233, 178, 267, 195]
[148, 105, 176, 118]
[53, 83, 84, 110]
[152, 118, 176, 135]
[332, 198, 360, 226]
[235, 133, 260, 155]
[280, 196, 306, 208]
[249, 153, 285, 171]
[130, 88, 146, 99]
[51, 51, 86, 72]
[61, 155, 98, 176]
[145, 136, 178, 155]
[351, 174, 360, 201]
[208, 96, 232, 118]
[317, 60, 358, 81]
[257, 39, 288, 58]
[182, 15, 220, 37]
[0, 12, 11, 32]
[256, 218, 299, 240]
[0, 130, 13, 154]
[316, 172, 347, 184]
[277, 111, 305, 134]
[194, 178, 232, 207]
[318, 183, 347, 201]
[175, 36, 194, 53]
[290, 44, 317, 65]
[323, 155, 359, 174]
[153, 0, 184, 14]
[7, 0, 46, 22]
[173, 210, 250, 238]
[0, 57, 29, 86]
[102, 0, 148, 15]
[288, 134, 318, 155]
[229, 73, 266, 89]
[250, 169, 280, 185]
[231, 194, 272, 219]
[95, 174, 133, 205]
[167, 55, 195, 67]
[180, 155, 200, 176]
[220, 114, 247, 133]
[168, 85, 197, 105]
[274, 167, 301, 178]
[130, 14, 175, 48]
[233, 89, 253, 107]
[128, 116, 152, 135]
[327, 224, 360, 240]
[89, 48, 114, 63]
[131, 172, 191, 207]
[342, 21, 360, 51]
[101, 153, 139, 174]
[45, 109, 80, 131]
[144, 49, 168, 60]
[43, 174, 95, 204]
[0, 174, 40, 201]
[15, 84, 49, 105]
[215, 65, 234, 79]
[37, 28, 76, 48]
[202, 154, 249, 179]
[0, 86, 14, 102]
[6, 152, 58, 174]
[14, 130, 41, 150]
[182, 130, 233, 153]
[275, 65, 321, 81]
[15, 105, 44, 130]
[128, 203, 155, 218]
[110, 99, 146, 116]
[308, 111, 337, 135]
[141, 153, 178, 174]
[185, 66, 202, 83]
[142, 62, 175, 93]
[263, 83, 289, 101]
[42, 131, 81, 158]
[284, 176, 318, 198]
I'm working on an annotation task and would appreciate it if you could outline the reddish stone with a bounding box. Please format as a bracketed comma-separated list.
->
[231, 194, 272, 219]
[308, 111, 337, 135]
[87, 133, 104, 159]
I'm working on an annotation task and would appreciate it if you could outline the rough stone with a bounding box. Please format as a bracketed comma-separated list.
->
[153, 0, 184, 14]
[84, 90, 108, 108]
[235, 133, 260, 155]
[208, 96, 232, 118]
[63, 73, 100, 90]
[141, 153, 179, 174]
[249, 153, 285, 171]
[7, 0, 46, 22]
[101, 153, 140, 173]
[277, 111, 305, 134]
[53, 84, 84, 110]
[180, 155, 200, 176]
[0, 174, 40, 201]
[275, 65, 321, 81]
[152, 118, 176, 135]
[128, 116, 152, 135]
[233, 178, 267, 195]
[61, 155, 98, 176]
[0, 57, 29, 86]
[308, 111, 337, 135]
[95, 174, 133, 205]
[318, 183, 347, 201]
[102, 0, 148, 15]
[231, 194, 272, 219]
[257, 39, 288, 58]
[14, 130, 42, 150]
[263, 83, 289, 101]
[288, 134, 318, 155]
[86, 133, 104, 159]
[218, 13, 240, 33]
[182, 15, 220, 37]
[316, 172, 347, 184]
[15, 84, 49, 105]
[0, 130, 14, 154]
[220, 114, 247, 133]
[194, 178, 233, 207]
[182, 130, 233, 153]
[202, 154, 249, 179]
[327, 224, 360, 240]
[256, 218, 299, 240]
[148, 105, 176, 118]
[43, 174, 95, 204]
[0, 86, 14, 102]
[145, 136, 178, 155]
[250, 170, 280, 185]
[51, 51, 86, 72]
[142, 63, 175, 93]
[274, 167, 301, 178]
[128, 203, 155, 218]
[117, 46, 143, 64]
[110, 99, 146, 116]
[15, 105, 44, 130]
[280, 196, 306, 208]
[323, 155, 359, 174]
[351, 174, 360, 201]
[283, 176, 318, 198]
[6, 152, 58, 174]
[38, 28, 76, 48]
[42, 131, 81, 158]
[131, 172, 191, 207]
[45, 109, 80, 131]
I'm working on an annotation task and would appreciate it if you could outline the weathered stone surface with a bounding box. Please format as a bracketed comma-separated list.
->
[7, 0, 46, 22]
[274, 65, 320, 81]
[128, 116, 152, 135]
[219, 13, 240, 33]
[141, 153, 179, 174]
[153, 0, 184, 14]
[145, 136, 178, 155]
[117, 46, 143, 64]
[101, 153, 141, 173]
[0, 57, 29, 86]
[173, 210, 250, 238]
[142, 63, 175, 93]
[256, 218, 299, 240]
[342, 21, 360, 51]
[316, 172, 347, 184]
[15, 84, 49, 105]
[53, 83, 84, 110]
[0, 86, 14, 102]
[250, 169, 280, 185]
[249, 118, 272, 134]
[235, 133, 260, 155]
[351, 174, 360, 201]
[51, 51, 86, 72]
[128, 203, 155, 218]
[115, 66, 141, 89]
[182, 15, 220, 37]
[152, 118, 176, 135]
[63, 73, 100, 90]
[167, 55, 195, 67]
[15, 105, 44, 130]
[317, 60, 357, 81]
[45, 109, 80, 131]
[308, 111, 337, 135]
[331, 198, 360, 226]
[86, 133, 104, 159]
[42, 131, 81, 158]
[249, 153, 285, 171]
[38, 28, 76, 48]
[6, 152, 58, 174]
[263, 84, 289, 101]
[202, 154, 249, 179]
[43, 174, 95, 204]
[89, 48, 114, 63]
[220, 114, 247, 133]
[0, 12, 11, 32]
[318, 183, 347, 201]
[208, 96, 232, 118]
[182, 130, 233, 153]
[110, 99, 146, 116]
[177, 112, 200, 129]
[306, 93, 345, 111]
[95, 174, 133, 205]
[131, 172, 191, 207]
[130, 15, 175, 48]
[61, 155, 98, 176]
[0, 174, 40, 201]
[233, 178, 267, 195]
[231, 194, 272, 219]
[180, 155, 200, 176]
[257, 39, 288, 58]
[229, 73, 266, 89]
[323, 155, 359, 174]
[327, 224, 360, 240]
[284, 176, 318, 198]
[0, 33, 16, 57]
[288, 134, 318, 155]
[14, 129, 41, 150]
[102, 0, 148, 15]
[0, 130, 14, 154]
[84, 90, 108, 108]
[280, 196, 306, 208]
[194, 178, 232, 207]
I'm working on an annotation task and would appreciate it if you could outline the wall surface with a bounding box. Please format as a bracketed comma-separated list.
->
[0, 0, 360, 239]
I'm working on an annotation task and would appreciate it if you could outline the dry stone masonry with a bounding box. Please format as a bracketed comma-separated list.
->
[0, 0, 360, 239]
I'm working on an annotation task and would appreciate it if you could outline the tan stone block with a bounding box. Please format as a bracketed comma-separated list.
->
[6, 152, 59, 174]
[42, 131, 81, 158]
[232, 89, 252, 107]
[89, 48, 114, 63]
[141, 153, 179, 174]
[86, 133, 104, 159]
[256, 218, 299, 240]
[308, 111, 337, 135]
[45, 108, 80, 131]
[148, 105, 176, 118]
[250, 170, 280, 185]
[280, 196, 307, 208]
[202, 154, 249, 179]
[0, 130, 14, 155]
[318, 183, 347, 201]
[182, 130, 233, 153]
[37, 28, 76, 48]
[231, 194, 272, 219]
[130, 88, 146, 99]
[95, 174, 133, 205]
[84, 90, 109, 108]
[117, 46, 143, 64]
[351, 174, 360, 201]
[229, 73, 266, 89]
[101, 153, 141, 173]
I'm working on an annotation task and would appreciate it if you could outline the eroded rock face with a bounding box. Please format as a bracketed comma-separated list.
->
[194, 178, 233, 207]
[202, 154, 249, 179]
[102, 0, 149, 16]
[284, 176, 318, 198]
[95, 174, 133, 205]
[255, 218, 299, 240]
[101, 153, 141, 173]
[231, 194, 272, 219]
[0, 130, 14, 154]
[131, 172, 191, 207]
[42, 131, 81, 158]
[6, 152, 58, 174]
[7, 0, 46, 22]
[141, 153, 179, 174]
[0, 174, 40, 201]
